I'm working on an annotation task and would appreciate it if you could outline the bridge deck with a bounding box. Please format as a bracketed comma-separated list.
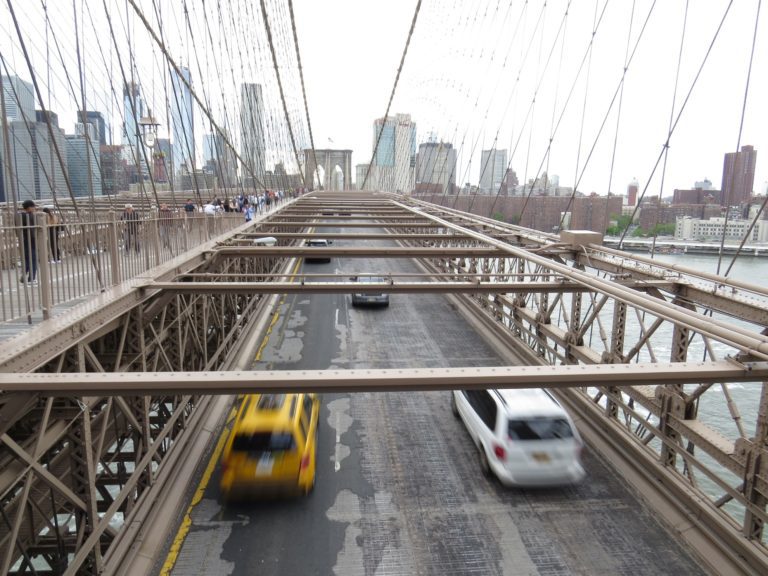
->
[157, 233, 705, 575]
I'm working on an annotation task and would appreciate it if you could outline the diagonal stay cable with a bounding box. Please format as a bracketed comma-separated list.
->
[361, 0, 422, 192]
[288, 0, 317, 188]
[719, 0, 762, 277]
[126, 0, 267, 193]
[619, 0, 734, 247]
[260, 0, 307, 189]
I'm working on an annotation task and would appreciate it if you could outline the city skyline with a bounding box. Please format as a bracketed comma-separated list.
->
[1, 69, 763, 199]
[1, 2, 767, 198]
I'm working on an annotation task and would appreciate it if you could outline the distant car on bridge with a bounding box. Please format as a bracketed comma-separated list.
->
[304, 238, 332, 263]
[350, 275, 390, 307]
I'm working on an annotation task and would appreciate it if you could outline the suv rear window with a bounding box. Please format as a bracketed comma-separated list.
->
[232, 432, 296, 453]
[508, 418, 573, 440]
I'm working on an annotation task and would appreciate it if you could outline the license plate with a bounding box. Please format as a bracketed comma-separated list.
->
[531, 452, 550, 463]
[256, 454, 274, 474]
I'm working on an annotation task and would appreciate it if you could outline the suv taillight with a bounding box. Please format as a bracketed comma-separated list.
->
[493, 443, 506, 461]
[575, 441, 584, 460]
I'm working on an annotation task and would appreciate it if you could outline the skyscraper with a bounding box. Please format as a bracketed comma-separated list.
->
[415, 141, 456, 194]
[356, 164, 370, 190]
[479, 149, 508, 194]
[203, 133, 216, 163]
[240, 83, 265, 184]
[0, 105, 67, 202]
[1, 75, 34, 122]
[627, 178, 639, 206]
[170, 66, 194, 175]
[203, 130, 237, 188]
[154, 138, 171, 183]
[372, 113, 415, 193]
[122, 82, 144, 165]
[721, 145, 757, 206]
[66, 123, 102, 197]
[78, 110, 108, 145]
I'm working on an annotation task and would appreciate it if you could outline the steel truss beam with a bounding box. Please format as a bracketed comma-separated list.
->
[0, 226, 289, 574]
[3, 193, 768, 573]
[0, 361, 765, 395]
[214, 246, 503, 257]
[148, 279, 675, 294]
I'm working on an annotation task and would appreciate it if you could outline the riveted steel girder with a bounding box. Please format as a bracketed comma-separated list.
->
[1, 361, 766, 395]
[3, 192, 768, 574]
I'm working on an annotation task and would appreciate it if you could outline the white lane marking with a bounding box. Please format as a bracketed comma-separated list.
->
[327, 398, 353, 472]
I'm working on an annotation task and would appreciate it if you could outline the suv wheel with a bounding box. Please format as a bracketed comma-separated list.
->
[478, 444, 492, 477]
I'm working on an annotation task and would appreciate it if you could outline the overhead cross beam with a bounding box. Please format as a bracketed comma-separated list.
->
[147, 279, 675, 294]
[214, 246, 502, 257]
[2, 361, 765, 395]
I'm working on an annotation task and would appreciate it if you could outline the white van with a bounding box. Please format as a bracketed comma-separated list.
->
[452, 388, 585, 487]
[252, 236, 277, 246]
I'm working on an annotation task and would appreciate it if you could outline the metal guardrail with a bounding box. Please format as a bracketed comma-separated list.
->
[0, 211, 246, 324]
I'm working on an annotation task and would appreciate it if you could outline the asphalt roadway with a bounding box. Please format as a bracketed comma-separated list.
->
[159, 228, 705, 576]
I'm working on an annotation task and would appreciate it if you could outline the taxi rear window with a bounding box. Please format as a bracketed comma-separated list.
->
[232, 432, 296, 453]
[508, 418, 573, 440]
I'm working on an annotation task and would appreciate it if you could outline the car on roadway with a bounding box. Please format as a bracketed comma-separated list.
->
[220, 393, 320, 499]
[452, 388, 585, 487]
[350, 275, 390, 307]
[304, 238, 332, 263]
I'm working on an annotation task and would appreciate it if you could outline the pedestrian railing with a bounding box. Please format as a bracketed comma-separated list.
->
[0, 211, 246, 324]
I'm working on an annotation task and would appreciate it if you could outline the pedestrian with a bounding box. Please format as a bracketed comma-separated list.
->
[121, 203, 141, 253]
[19, 199, 38, 283]
[184, 198, 196, 213]
[42, 207, 62, 263]
[223, 198, 231, 213]
[243, 200, 254, 222]
[158, 203, 174, 249]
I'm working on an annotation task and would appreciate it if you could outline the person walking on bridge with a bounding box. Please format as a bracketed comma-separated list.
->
[19, 199, 38, 283]
[42, 207, 62, 263]
[121, 204, 141, 253]
[158, 203, 174, 249]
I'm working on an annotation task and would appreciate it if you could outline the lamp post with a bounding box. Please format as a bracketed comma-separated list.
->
[137, 111, 161, 265]
[138, 110, 160, 172]
[137, 110, 160, 201]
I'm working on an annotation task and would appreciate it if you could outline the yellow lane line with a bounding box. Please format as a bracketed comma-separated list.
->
[255, 258, 301, 363]
[159, 406, 236, 575]
[160, 258, 301, 574]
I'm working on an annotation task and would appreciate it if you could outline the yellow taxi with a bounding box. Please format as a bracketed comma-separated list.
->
[220, 393, 320, 499]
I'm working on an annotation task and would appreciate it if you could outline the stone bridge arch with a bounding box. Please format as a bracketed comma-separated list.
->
[304, 149, 352, 191]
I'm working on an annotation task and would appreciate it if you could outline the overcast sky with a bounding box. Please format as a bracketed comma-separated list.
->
[2, 0, 766, 196]
[293, 0, 768, 195]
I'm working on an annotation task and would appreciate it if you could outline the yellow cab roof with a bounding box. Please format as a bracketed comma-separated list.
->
[236, 393, 300, 432]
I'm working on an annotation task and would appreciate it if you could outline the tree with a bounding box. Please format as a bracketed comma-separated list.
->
[605, 213, 633, 236]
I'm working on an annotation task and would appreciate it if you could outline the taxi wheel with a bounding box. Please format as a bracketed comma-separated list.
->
[305, 471, 316, 495]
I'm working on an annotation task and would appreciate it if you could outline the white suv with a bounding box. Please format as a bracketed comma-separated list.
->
[452, 388, 586, 487]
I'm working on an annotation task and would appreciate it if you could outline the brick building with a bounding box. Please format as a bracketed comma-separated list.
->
[428, 194, 622, 234]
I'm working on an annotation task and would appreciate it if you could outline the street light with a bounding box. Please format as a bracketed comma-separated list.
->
[137, 110, 160, 208]
[138, 110, 160, 165]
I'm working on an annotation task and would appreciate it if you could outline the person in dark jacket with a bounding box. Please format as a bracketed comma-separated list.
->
[121, 204, 141, 253]
[19, 199, 38, 282]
